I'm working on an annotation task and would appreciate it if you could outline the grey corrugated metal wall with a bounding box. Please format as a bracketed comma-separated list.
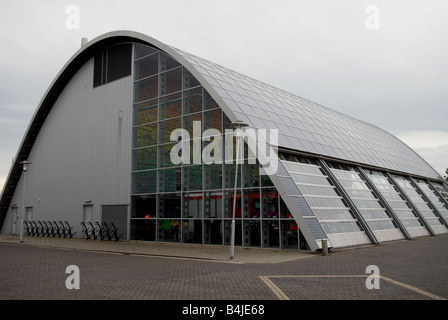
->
[2, 57, 133, 237]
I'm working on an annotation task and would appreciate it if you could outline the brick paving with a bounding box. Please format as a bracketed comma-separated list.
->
[0, 233, 447, 301]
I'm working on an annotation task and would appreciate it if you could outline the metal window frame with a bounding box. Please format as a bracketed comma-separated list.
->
[409, 177, 448, 228]
[317, 159, 378, 244]
[356, 167, 411, 240]
[386, 173, 436, 236]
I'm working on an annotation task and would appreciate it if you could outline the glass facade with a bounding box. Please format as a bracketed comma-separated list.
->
[130, 44, 299, 249]
[128, 42, 448, 250]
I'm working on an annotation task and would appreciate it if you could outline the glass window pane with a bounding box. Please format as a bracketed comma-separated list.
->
[133, 171, 157, 194]
[205, 90, 219, 110]
[262, 220, 280, 248]
[204, 219, 222, 245]
[159, 194, 181, 218]
[93, 51, 103, 87]
[224, 190, 241, 218]
[106, 43, 132, 83]
[184, 166, 203, 191]
[160, 67, 182, 95]
[130, 219, 156, 241]
[243, 189, 261, 219]
[183, 193, 203, 218]
[184, 87, 203, 114]
[159, 118, 182, 144]
[160, 52, 181, 71]
[262, 188, 279, 218]
[224, 220, 242, 246]
[131, 195, 157, 218]
[224, 162, 241, 189]
[159, 143, 177, 168]
[280, 221, 298, 249]
[134, 123, 158, 147]
[261, 174, 274, 187]
[134, 99, 158, 125]
[280, 196, 293, 219]
[160, 93, 182, 120]
[134, 53, 158, 80]
[182, 219, 202, 244]
[183, 113, 202, 138]
[134, 44, 157, 59]
[134, 76, 158, 103]
[133, 147, 157, 171]
[204, 109, 222, 132]
[184, 68, 201, 89]
[223, 112, 232, 130]
[159, 168, 182, 192]
[158, 218, 181, 242]
[204, 192, 223, 218]
[243, 163, 260, 188]
[204, 164, 223, 190]
[244, 220, 260, 247]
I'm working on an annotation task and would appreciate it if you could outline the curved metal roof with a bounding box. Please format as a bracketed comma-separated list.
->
[173, 48, 441, 181]
[0, 30, 442, 231]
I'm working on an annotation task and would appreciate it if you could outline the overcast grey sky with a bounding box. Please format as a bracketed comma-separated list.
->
[1, 0, 447, 190]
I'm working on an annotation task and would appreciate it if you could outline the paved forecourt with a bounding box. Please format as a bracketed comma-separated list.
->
[0, 233, 447, 300]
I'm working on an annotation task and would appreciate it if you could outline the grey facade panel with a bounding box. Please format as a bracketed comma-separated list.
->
[102, 205, 128, 240]
[2, 58, 133, 237]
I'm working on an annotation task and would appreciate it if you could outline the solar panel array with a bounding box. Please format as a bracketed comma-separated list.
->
[173, 47, 441, 180]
